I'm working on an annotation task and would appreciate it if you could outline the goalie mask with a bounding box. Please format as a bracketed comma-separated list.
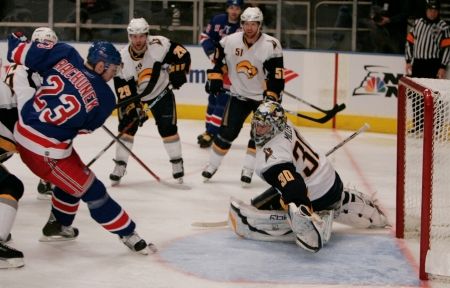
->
[251, 101, 287, 147]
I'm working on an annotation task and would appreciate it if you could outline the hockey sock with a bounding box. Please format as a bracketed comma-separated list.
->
[163, 135, 182, 160]
[81, 179, 135, 237]
[0, 197, 17, 241]
[51, 187, 80, 226]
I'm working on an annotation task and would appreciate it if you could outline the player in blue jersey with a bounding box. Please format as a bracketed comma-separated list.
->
[7, 34, 156, 256]
[197, 0, 244, 148]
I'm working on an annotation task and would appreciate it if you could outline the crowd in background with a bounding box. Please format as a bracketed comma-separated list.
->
[0, 0, 449, 54]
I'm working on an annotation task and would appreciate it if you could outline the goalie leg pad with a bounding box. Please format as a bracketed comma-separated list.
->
[228, 197, 294, 242]
[288, 204, 324, 253]
[335, 188, 389, 229]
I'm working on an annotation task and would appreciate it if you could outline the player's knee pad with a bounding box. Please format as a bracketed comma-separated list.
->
[217, 126, 239, 145]
[228, 197, 294, 242]
[334, 187, 389, 229]
[81, 179, 108, 207]
[157, 121, 177, 138]
[118, 117, 140, 136]
[0, 173, 24, 201]
[287, 203, 324, 253]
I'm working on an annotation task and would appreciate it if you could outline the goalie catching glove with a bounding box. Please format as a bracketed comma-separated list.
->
[205, 68, 223, 95]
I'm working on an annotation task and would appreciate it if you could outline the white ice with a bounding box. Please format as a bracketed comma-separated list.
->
[0, 118, 427, 288]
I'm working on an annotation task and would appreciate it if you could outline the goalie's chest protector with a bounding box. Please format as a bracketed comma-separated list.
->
[221, 32, 282, 101]
[119, 37, 170, 100]
[255, 123, 336, 201]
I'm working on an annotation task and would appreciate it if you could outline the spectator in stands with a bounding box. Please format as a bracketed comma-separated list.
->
[368, 0, 408, 54]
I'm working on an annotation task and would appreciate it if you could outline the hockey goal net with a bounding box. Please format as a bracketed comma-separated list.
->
[396, 76, 450, 281]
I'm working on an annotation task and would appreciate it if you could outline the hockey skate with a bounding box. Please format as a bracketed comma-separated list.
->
[240, 167, 254, 187]
[170, 158, 184, 183]
[37, 179, 53, 200]
[119, 231, 157, 255]
[0, 233, 12, 243]
[40, 213, 79, 242]
[197, 131, 214, 148]
[109, 159, 127, 186]
[202, 163, 217, 182]
[0, 242, 24, 269]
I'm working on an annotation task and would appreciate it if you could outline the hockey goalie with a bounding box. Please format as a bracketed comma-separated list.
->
[228, 101, 389, 253]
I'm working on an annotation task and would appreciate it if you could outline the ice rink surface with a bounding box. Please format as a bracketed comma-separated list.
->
[0, 118, 432, 288]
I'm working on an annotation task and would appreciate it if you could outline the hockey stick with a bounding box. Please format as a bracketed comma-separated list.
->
[325, 123, 370, 156]
[284, 103, 346, 124]
[114, 62, 162, 109]
[86, 86, 171, 168]
[102, 125, 191, 190]
[284, 90, 345, 114]
[86, 119, 138, 167]
[191, 123, 370, 228]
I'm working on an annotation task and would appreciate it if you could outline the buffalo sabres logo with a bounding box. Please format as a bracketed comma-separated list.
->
[267, 40, 278, 49]
[263, 147, 273, 162]
[236, 60, 258, 79]
[149, 38, 162, 46]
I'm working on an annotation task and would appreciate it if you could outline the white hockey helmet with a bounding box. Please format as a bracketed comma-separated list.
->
[31, 27, 58, 44]
[127, 18, 150, 35]
[240, 7, 263, 24]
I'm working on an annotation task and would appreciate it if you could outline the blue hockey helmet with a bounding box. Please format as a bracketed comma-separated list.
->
[87, 41, 121, 68]
[227, 0, 244, 8]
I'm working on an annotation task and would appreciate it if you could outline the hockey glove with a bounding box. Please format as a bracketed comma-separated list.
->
[205, 68, 223, 95]
[263, 90, 281, 103]
[119, 101, 148, 129]
[169, 63, 187, 89]
[11, 31, 28, 42]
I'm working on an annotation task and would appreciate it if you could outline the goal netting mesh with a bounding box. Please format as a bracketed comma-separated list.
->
[396, 77, 450, 281]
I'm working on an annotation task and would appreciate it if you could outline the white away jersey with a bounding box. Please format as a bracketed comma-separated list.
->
[118, 35, 171, 101]
[255, 121, 336, 201]
[220, 32, 283, 101]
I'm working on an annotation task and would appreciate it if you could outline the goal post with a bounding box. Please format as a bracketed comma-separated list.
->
[396, 76, 450, 281]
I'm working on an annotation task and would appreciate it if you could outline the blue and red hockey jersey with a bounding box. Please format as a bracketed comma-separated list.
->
[200, 13, 241, 57]
[7, 35, 116, 159]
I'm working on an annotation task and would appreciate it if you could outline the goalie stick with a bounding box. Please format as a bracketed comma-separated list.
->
[102, 125, 191, 190]
[191, 123, 370, 228]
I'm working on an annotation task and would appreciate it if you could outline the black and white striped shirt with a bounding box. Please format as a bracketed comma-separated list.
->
[405, 18, 450, 67]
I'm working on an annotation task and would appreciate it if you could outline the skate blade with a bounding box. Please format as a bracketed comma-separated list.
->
[39, 235, 77, 242]
[136, 243, 157, 255]
[240, 181, 251, 188]
[36, 193, 52, 201]
[0, 258, 25, 269]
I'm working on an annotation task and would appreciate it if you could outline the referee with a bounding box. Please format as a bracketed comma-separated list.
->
[405, 0, 450, 133]
[405, 0, 450, 79]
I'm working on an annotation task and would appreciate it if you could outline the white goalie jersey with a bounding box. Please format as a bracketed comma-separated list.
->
[219, 31, 283, 101]
[117, 35, 171, 101]
[255, 121, 336, 201]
